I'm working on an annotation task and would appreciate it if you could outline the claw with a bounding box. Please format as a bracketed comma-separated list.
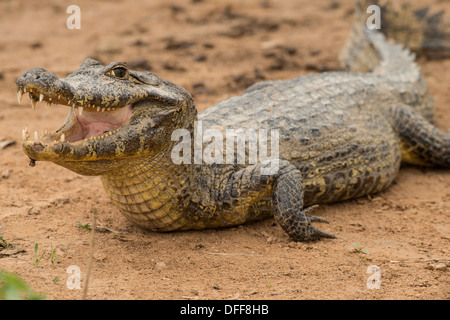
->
[309, 226, 337, 239]
[288, 226, 336, 241]
[303, 205, 329, 223]
[289, 204, 336, 241]
[308, 216, 330, 223]
[304, 204, 335, 238]
[303, 204, 318, 213]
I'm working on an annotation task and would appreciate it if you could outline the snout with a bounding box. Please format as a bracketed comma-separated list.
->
[17, 68, 60, 89]
[16, 68, 74, 103]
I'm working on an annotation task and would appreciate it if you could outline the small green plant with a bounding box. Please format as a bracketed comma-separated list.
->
[0, 235, 10, 249]
[34, 243, 45, 268]
[349, 242, 370, 255]
[77, 222, 91, 230]
[0, 270, 44, 300]
[53, 276, 60, 284]
[50, 245, 57, 268]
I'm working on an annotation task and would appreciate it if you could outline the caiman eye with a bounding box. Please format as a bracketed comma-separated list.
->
[110, 67, 128, 79]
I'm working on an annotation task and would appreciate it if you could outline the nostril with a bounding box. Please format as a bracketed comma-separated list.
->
[35, 75, 40, 80]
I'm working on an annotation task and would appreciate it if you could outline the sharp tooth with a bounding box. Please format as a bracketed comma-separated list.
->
[34, 131, 39, 143]
[60, 134, 65, 142]
[22, 129, 26, 141]
[17, 89, 23, 103]
[44, 129, 48, 135]
[39, 93, 44, 102]
[72, 103, 76, 108]
[78, 107, 83, 116]
[31, 99, 37, 110]
[97, 107, 100, 112]
[23, 88, 27, 93]
[48, 97, 52, 101]
[107, 108, 111, 111]
[102, 108, 106, 112]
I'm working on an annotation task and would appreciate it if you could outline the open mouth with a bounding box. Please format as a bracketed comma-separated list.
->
[18, 86, 133, 146]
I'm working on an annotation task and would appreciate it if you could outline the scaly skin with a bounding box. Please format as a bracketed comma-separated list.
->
[16, 4, 450, 241]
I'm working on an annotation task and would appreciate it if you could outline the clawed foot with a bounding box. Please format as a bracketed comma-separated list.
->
[289, 205, 337, 241]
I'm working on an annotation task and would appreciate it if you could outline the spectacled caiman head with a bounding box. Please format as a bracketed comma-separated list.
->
[16, 58, 195, 175]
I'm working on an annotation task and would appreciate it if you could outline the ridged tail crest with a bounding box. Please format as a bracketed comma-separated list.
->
[378, 0, 450, 59]
[339, 0, 450, 73]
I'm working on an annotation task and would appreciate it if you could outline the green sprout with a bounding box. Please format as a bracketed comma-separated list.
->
[50, 245, 57, 268]
[77, 222, 91, 230]
[34, 243, 45, 268]
[349, 242, 370, 255]
[0, 235, 10, 249]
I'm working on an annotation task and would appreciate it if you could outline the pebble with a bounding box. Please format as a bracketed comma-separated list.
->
[427, 263, 447, 271]
[1, 169, 9, 179]
[155, 261, 167, 269]
[27, 207, 40, 215]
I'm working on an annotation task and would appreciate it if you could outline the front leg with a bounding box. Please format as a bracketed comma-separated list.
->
[218, 160, 336, 241]
[271, 161, 336, 241]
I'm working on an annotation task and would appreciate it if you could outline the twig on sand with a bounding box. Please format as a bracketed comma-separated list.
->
[82, 208, 97, 300]
[199, 252, 263, 257]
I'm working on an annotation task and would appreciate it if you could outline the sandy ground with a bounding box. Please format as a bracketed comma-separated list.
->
[0, 0, 449, 300]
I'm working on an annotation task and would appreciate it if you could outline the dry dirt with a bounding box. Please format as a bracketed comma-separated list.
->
[0, 0, 449, 300]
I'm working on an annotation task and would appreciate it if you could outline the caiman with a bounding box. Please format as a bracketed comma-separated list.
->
[16, 1, 450, 241]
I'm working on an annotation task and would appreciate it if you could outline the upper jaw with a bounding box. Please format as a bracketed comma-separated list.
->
[16, 76, 131, 116]
[17, 83, 134, 140]
[16, 79, 139, 172]
[15, 64, 140, 148]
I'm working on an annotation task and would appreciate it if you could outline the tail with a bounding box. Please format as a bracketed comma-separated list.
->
[378, 0, 450, 60]
[338, 0, 447, 122]
[339, 0, 450, 73]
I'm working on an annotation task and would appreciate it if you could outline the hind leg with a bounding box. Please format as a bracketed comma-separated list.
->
[387, 104, 450, 167]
